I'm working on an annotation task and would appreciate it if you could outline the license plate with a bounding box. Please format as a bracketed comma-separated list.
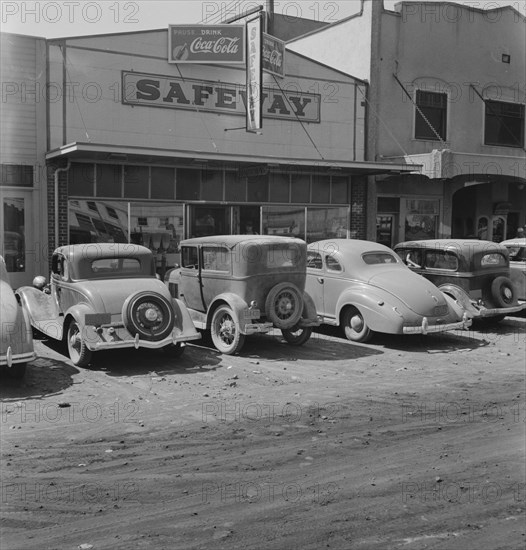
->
[244, 308, 260, 319]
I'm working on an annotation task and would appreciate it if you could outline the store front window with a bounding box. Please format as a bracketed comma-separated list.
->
[307, 206, 349, 243]
[404, 199, 439, 240]
[69, 200, 183, 277]
[262, 206, 305, 238]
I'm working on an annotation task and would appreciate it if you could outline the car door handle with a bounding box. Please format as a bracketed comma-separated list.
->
[317, 277, 324, 284]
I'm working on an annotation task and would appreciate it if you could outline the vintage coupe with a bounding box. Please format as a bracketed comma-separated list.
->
[395, 239, 526, 321]
[0, 256, 36, 378]
[165, 235, 320, 354]
[501, 237, 526, 301]
[16, 244, 200, 367]
[306, 239, 471, 342]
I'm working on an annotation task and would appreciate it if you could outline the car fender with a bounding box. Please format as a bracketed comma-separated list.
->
[335, 287, 405, 334]
[207, 292, 250, 331]
[171, 297, 200, 340]
[301, 291, 318, 323]
[16, 286, 64, 340]
[63, 303, 98, 346]
[438, 284, 479, 316]
[1, 285, 34, 357]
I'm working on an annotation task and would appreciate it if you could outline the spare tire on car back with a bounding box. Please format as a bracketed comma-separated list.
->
[490, 276, 515, 308]
[265, 282, 303, 329]
[122, 291, 175, 341]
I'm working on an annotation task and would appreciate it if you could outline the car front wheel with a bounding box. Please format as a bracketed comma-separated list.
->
[211, 305, 246, 355]
[342, 306, 372, 343]
[281, 325, 313, 346]
[67, 320, 93, 367]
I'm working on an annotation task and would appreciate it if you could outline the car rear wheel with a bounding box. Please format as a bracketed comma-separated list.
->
[67, 320, 93, 367]
[342, 306, 372, 343]
[265, 283, 303, 329]
[122, 292, 175, 341]
[491, 276, 515, 308]
[211, 305, 245, 355]
[281, 325, 313, 346]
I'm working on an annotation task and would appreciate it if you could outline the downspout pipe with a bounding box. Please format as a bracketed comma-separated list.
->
[54, 160, 71, 249]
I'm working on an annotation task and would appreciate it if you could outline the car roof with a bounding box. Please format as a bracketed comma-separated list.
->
[307, 239, 395, 256]
[180, 235, 304, 249]
[501, 238, 526, 246]
[55, 243, 152, 260]
[395, 239, 507, 253]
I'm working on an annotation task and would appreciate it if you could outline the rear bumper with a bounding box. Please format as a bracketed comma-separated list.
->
[85, 331, 201, 351]
[0, 349, 37, 367]
[243, 322, 274, 335]
[474, 302, 526, 318]
[403, 315, 472, 335]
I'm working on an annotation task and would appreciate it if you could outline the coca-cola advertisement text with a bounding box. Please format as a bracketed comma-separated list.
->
[168, 25, 245, 64]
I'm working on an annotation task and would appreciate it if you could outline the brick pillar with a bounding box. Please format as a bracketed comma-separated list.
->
[46, 162, 69, 264]
[350, 176, 368, 240]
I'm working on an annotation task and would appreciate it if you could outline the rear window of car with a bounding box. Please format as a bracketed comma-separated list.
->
[480, 253, 507, 267]
[91, 258, 141, 274]
[266, 244, 303, 268]
[362, 252, 398, 265]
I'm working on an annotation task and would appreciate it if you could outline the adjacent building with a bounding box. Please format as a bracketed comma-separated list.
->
[289, 0, 526, 245]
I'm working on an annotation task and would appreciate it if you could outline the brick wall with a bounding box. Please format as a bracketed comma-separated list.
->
[350, 176, 368, 239]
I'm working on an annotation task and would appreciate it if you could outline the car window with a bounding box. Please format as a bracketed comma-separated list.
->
[397, 249, 423, 268]
[424, 251, 458, 270]
[202, 247, 230, 272]
[307, 251, 323, 270]
[362, 252, 398, 265]
[325, 254, 342, 272]
[481, 253, 507, 267]
[266, 244, 302, 268]
[91, 258, 141, 274]
[182, 246, 199, 269]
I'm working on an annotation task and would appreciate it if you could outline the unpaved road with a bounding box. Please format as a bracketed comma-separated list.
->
[1, 318, 525, 550]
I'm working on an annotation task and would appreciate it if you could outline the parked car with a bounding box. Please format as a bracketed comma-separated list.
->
[0, 255, 36, 378]
[501, 237, 526, 301]
[305, 239, 471, 342]
[165, 235, 320, 354]
[16, 244, 200, 367]
[395, 239, 526, 321]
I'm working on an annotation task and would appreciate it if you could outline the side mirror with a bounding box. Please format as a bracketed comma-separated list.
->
[33, 275, 48, 290]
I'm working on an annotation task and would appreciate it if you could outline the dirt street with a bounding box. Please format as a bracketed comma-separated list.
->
[1, 318, 525, 550]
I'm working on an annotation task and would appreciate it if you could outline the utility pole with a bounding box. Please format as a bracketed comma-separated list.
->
[266, 0, 274, 35]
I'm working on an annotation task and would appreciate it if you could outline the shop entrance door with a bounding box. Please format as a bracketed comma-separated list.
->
[1, 190, 34, 287]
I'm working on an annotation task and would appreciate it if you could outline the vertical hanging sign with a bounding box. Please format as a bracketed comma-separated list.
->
[246, 14, 263, 133]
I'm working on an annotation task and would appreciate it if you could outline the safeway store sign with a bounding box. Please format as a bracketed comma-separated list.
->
[122, 72, 320, 122]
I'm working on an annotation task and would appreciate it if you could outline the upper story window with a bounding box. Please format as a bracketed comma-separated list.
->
[415, 90, 447, 141]
[484, 100, 525, 148]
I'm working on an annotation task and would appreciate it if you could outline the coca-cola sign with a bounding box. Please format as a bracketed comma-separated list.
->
[262, 33, 285, 77]
[168, 25, 245, 64]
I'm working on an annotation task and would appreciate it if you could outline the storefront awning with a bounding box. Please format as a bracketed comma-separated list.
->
[384, 149, 526, 182]
[46, 142, 420, 176]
